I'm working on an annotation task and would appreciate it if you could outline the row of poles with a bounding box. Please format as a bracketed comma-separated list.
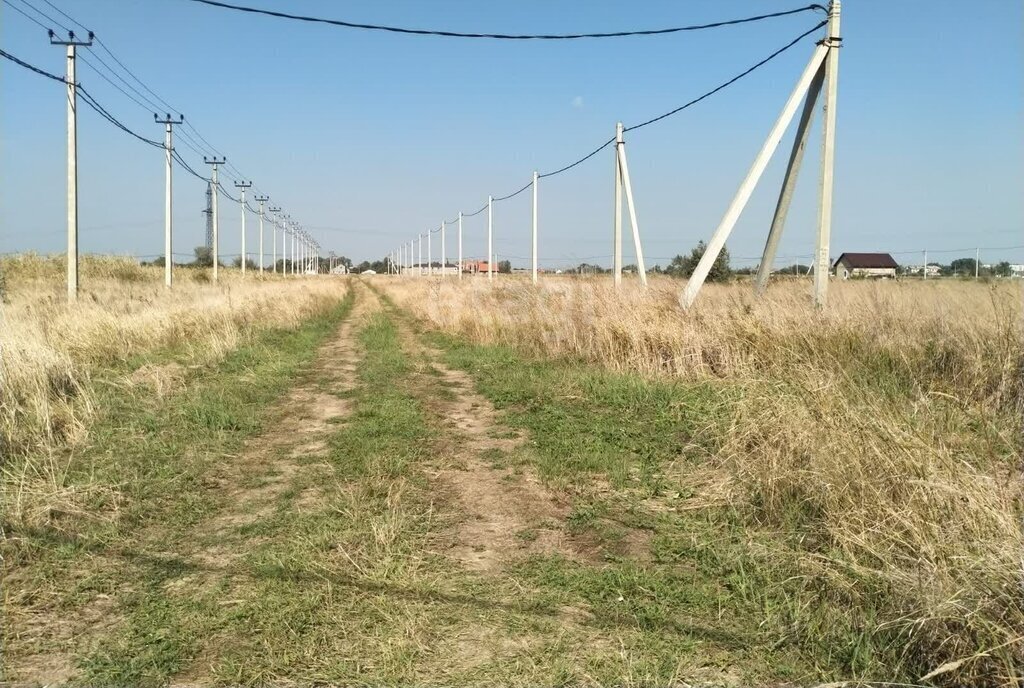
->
[388, 1, 842, 309]
[199, 155, 320, 285]
[387, 124, 647, 289]
[49, 29, 323, 301]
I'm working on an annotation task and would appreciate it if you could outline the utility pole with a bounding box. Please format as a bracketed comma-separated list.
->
[923, 250, 928, 280]
[155, 113, 184, 288]
[418, 233, 423, 276]
[289, 222, 296, 275]
[269, 206, 281, 273]
[234, 181, 252, 274]
[50, 30, 93, 301]
[487, 195, 493, 281]
[532, 170, 539, 284]
[975, 247, 980, 279]
[813, 0, 841, 308]
[204, 156, 226, 283]
[458, 211, 463, 280]
[281, 215, 289, 274]
[291, 223, 297, 276]
[441, 221, 447, 277]
[613, 123, 623, 288]
[428, 227, 433, 276]
[255, 195, 269, 275]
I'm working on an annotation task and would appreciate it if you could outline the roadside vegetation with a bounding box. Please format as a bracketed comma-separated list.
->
[3, 263, 1020, 686]
[383, 276, 1024, 686]
[1, 254, 347, 527]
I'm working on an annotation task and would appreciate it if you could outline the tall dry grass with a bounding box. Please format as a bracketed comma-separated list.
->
[383, 274, 1024, 685]
[1, 254, 347, 523]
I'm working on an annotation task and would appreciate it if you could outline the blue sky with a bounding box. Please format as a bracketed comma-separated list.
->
[1, 0, 1021, 268]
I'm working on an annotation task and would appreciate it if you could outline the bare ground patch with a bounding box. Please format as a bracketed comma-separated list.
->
[181, 288, 376, 560]
[387, 316, 576, 573]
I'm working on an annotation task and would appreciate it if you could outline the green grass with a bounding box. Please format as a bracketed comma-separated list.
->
[6, 289, 957, 686]
[1, 293, 354, 685]
[419, 330, 904, 684]
[430, 331, 732, 490]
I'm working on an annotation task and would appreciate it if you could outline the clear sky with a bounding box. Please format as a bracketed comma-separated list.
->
[1, 0, 1021, 268]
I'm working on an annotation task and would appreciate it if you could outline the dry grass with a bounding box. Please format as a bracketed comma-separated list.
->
[383, 274, 1024, 685]
[0, 254, 347, 525]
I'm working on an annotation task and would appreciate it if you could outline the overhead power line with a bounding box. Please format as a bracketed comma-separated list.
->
[2, 0, 53, 31]
[0, 46, 66, 82]
[480, 20, 825, 206]
[626, 20, 827, 133]
[7, 0, 70, 32]
[184, 0, 826, 40]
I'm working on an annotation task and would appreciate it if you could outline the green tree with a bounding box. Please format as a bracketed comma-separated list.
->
[497, 260, 512, 274]
[192, 246, 214, 267]
[232, 256, 258, 270]
[993, 261, 1012, 277]
[949, 257, 978, 276]
[667, 241, 732, 282]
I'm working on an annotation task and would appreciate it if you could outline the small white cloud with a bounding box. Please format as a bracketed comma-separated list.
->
[571, 95, 584, 109]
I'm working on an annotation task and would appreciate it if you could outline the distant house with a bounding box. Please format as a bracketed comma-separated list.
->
[463, 259, 493, 274]
[832, 253, 899, 280]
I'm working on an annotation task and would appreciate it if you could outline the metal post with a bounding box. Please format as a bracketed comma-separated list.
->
[458, 211, 463, 280]
[255, 195, 269, 275]
[487, 195, 493, 281]
[204, 156, 226, 283]
[531, 170, 538, 284]
[682, 44, 829, 308]
[51, 31, 92, 300]
[813, 0, 842, 308]
[155, 114, 183, 288]
[617, 132, 648, 287]
[754, 64, 825, 295]
[614, 122, 623, 288]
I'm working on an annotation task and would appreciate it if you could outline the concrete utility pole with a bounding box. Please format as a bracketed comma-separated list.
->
[615, 126, 649, 287]
[418, 233, 423, 276]
[234, 181, 252, 274]
[204, 156, 226, 283]
[613, 123, 623, 288]
[255, 195, 269, 274]
[923, 249, 928, 280]
[269, 206, 281, 273]
[975, 247, 980, 279]
[458, 211, 463, 280]
[532, 170, 539, 284]
[487, 195, 493, 281]
[813, 0, 841, 308]
[681, 42, 829, 308]
[754, 64, 825, 296]
[50, 30, 93, 301]
[428, 227, 433, 276]
[441, 221, 447, 277]
[155, 113, 184, 288]
[290, 223, 297, 275]
[281, 214, 289, 273]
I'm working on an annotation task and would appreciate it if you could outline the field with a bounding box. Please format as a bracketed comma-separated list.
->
[2, 258, 1021, 686]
